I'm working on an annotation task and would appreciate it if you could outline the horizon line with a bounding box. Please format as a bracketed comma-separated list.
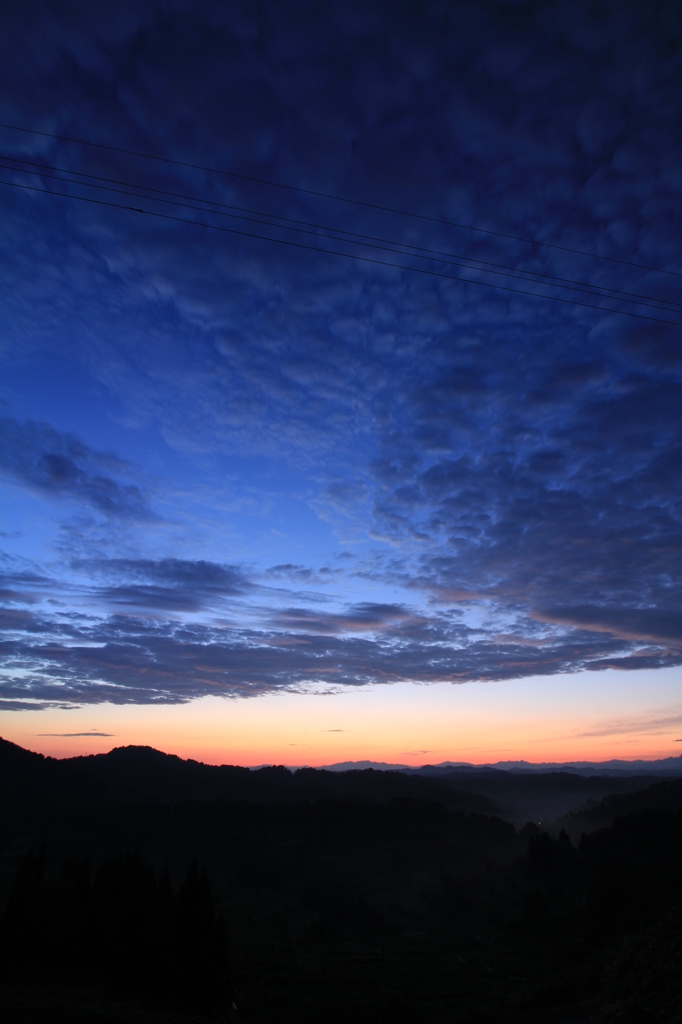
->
[5, 737, 682, 772]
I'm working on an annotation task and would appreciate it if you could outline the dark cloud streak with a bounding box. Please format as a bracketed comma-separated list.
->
[38, 731, 114, 737]
[0, 418, 156, 521]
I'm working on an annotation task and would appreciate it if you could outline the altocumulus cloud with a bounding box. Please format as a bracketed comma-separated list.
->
[0, 605, 659, 709]
[0, 543, 680, 706]
[0, 1, 681, 706]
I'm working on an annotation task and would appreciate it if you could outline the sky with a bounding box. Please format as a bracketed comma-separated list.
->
[0, 1, 681, 766]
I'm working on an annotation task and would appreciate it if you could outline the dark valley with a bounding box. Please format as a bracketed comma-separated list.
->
[2, 739, 682, 1023]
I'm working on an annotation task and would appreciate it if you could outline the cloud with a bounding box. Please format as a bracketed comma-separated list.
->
[38, 731, 114, 737]
[78, 557, 252, 613]
[0, 561, 56, 608]
[1, 599, 677, 707]
[1, 2, 681, 705]
[268, 564, 314, 582]
[535, 606, 682, 645]
[266, 563, 340, 585]
[574, 708, 682, 739]
[0, 418, 156, 520]
[269, 602, 415, 634]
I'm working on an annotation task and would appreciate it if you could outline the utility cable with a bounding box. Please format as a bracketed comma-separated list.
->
[2, 176, 681, 329]
[2, 157, 680, 316]
[2, 121, 681, 280]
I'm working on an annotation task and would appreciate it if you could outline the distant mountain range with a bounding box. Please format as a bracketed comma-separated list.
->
[318, 755, 682, 776]
[4, 737, 681, 779]
[2, 736, 680, 830]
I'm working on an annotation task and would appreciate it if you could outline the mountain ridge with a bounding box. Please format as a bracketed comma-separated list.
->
[4, 737, 681, 776]
[318, 754, 682, 776]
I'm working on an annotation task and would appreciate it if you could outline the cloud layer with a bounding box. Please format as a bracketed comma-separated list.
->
[0, 2, 681, 706]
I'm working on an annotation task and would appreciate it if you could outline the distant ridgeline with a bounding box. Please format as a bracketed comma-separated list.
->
[0, 850, 228, 1016]
[0, 737, 502, 816]
[1, 737, 675, 825]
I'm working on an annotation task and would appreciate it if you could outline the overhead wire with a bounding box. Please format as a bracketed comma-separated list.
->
[2, 120, 681, 280]
[2, 175, 681, 328]
[2, 152, 681, 316]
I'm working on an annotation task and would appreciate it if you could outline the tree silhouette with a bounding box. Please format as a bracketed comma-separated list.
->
[0, 849, 228, 1017]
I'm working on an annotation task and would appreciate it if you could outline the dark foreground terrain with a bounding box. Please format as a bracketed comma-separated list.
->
[2, 738, 682, 1023]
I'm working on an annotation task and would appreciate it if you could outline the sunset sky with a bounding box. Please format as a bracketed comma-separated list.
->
[1, 1, 681, 766]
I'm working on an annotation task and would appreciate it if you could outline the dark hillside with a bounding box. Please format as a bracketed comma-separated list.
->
[0, 738, 499, 820]
[2, 790, 682, 1021]
[1, 738, 663, 828]
[557, 775, 682, 839]
[432, 769, 662, 825]
[2, 739, 682, 1021]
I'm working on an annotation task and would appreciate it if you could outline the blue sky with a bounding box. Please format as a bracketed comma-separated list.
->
[0, 2, 681, 757]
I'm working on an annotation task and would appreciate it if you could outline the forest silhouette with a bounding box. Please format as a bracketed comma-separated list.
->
[1, 849, 228, 1016]
[1, 739, 682, 1022]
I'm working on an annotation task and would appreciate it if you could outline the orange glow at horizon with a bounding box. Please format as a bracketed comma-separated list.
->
[2, 666, 682, 766]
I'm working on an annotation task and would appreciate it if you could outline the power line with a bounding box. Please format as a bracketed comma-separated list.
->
[2, 176, 681, 329]
[2, 156, 681, 316]
[2, 120, 681, 281]
[0, 162, 673, 314]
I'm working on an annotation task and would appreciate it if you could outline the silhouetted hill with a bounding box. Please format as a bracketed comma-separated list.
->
[0, 737, 500, 821]
[558, 774, 682, 838]
[3, 738, 682, 1022]
[432, 769, 662, 825]
[3, 738, 672, 831]
[3, 778, 682, 1021]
